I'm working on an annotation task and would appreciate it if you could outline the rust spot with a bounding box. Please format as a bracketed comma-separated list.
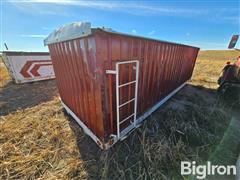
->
[96, 140, 101, 147]
[109, 138, 114, 145]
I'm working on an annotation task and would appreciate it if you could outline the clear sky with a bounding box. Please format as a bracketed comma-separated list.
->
[1, 0, 239, 52]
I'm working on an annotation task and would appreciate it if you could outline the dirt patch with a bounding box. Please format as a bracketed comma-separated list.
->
[0, 80, 58, 116]
[168, 85, 217, 111]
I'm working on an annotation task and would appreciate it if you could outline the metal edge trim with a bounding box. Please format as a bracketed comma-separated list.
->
[120, 82, 187, 140]
[136, 82, 187, 124]
[61, 100, 118, 150]
[97, 29, 200, 50]
[61, 82, 187, 149]
[15, 76, 55, 84]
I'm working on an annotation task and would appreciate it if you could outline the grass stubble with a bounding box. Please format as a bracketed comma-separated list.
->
[0, 50, 239, 179]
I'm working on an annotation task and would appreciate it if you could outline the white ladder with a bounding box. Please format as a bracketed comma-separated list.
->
[106, 60, 139, 139]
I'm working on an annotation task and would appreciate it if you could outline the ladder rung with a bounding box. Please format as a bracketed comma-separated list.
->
[119, 113, 135, 125]
[119, 98, 135, 108]
[119, 80, 136, 88]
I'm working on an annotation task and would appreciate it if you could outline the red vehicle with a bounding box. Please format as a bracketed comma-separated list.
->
[218, 35, 240, 104]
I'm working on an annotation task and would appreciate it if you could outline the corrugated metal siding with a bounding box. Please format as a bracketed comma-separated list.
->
[95, 31, 199, 136]
[48, 29, 199, 140]
[48, 37, 105, 139]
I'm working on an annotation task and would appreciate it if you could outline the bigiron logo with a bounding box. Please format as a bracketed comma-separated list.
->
[181, 161, 238, 179]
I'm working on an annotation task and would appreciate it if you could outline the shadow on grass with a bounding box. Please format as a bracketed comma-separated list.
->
[0, 79, 59, 116]
[67, 83, 240, 179]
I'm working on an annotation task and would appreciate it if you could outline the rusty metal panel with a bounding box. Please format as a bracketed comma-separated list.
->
[95, 30, 199, 137]
[2, 51, 54, 84]
[47, 29, 199, 144]
[48, 37, 105, 139]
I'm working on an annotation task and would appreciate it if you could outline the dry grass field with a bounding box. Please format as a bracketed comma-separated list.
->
[0, 50, 239, 179]
[190, 50, 240, 88]
[0, 56, 11, 88]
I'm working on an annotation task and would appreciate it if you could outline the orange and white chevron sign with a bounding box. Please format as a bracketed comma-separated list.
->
[20, 60, 52, 78]
[3, 52, 55, 84]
